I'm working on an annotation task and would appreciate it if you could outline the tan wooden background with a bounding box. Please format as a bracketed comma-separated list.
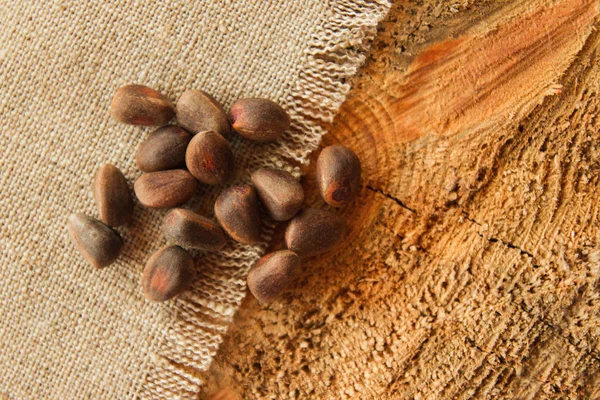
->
[203, 1, 600, 398]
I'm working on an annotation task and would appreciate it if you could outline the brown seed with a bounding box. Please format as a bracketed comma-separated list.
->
[134, 169, 197, 208]
[142, 245, 195, 302]
[136, 126, 191, 172]
[285, 208, 346, 258]
[251, 168, 304, 221]
[93, 164, 133, 227]
[214, 185, 262, 245]
[162, 208, 227, 251]
[110, 84, 174, 126]
[67, 213, 123, 268]
[247, 250, 300, 304]
[176, 90, 231, 139]
[229, 98, 290, 142]
[185, 130, 234, 185]
[316, 145, 361, 207]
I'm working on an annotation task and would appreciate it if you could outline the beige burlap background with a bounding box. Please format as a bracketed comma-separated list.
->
[0, 1, 390, 398]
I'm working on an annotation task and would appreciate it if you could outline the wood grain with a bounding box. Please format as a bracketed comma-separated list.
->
[203, 1, 600, 398]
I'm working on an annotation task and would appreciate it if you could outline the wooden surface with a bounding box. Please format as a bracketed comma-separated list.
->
[203, 1, 600, 398]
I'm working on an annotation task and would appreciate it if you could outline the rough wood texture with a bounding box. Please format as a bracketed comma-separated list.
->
[203, 1, 600, 398]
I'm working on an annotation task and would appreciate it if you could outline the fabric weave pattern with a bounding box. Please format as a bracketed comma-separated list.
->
[0, 1, 390, 398]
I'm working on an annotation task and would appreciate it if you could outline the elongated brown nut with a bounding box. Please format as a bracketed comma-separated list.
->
[316, 145, 361, 207]
[136, 126, 191, 172]
[110, 84, 174, 125]
[214, 185, 262, 245]
[247, 250, 300, 304]
[176, 90, 231, 139]
[185, 130, 234, 185]
[94, 164, 133, 227]
[285, 208, 346, 258]
[251, 168, 304, 221]
[162, 208, 227, 251]
[67, 213, 123, 268]
[134, 169, 197, 208]
[142, 245, 195, 302]
[229, 98, 290, 142]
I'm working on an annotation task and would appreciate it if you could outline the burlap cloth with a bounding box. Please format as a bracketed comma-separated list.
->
[0, 1, 390, 398]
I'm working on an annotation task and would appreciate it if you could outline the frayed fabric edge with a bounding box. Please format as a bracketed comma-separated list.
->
[141, 1, 391, 398]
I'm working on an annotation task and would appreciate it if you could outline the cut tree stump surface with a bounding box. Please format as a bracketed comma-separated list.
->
[203, 1, 600, 399]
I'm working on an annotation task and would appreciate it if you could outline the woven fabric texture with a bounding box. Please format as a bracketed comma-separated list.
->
[0, 1, 390, 398]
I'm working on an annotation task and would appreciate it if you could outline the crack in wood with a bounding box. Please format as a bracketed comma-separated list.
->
[461, 211, 539, 266]
[466, 337, 491, 355]
[510, 298, 600, 364]
[364, 185, 416, 213]
[460, 211, 600, 363]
